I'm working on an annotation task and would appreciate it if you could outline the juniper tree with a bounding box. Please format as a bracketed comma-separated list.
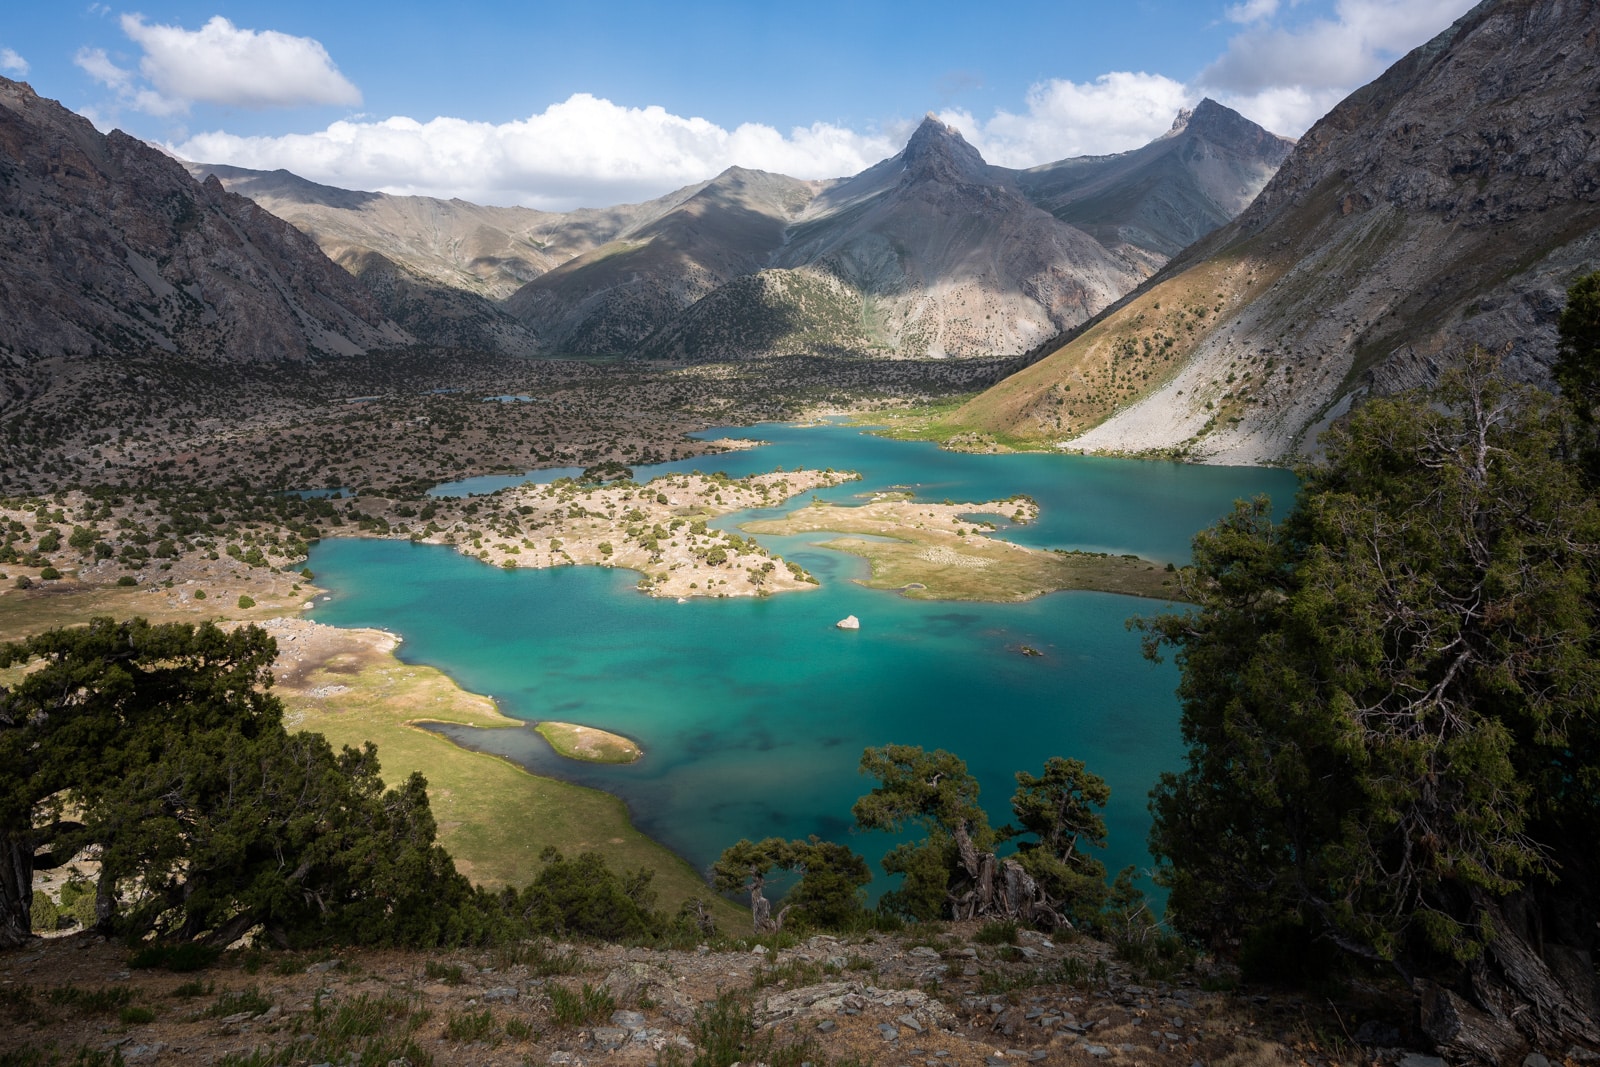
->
[852, 744, 992, 921]
[0, 618, 478, 948]
[1137, 354, 1600, 1060]
[1007, 756, 1113, 923]
[711, 836, 871, 932]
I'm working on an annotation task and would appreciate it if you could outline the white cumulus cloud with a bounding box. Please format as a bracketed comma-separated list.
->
[1199, 0, 1479, 132]
[938, 72, 1192, 168]
[1225, 0, 1283, 23]
[74, 45, 185, 117]
[120, 14, 361, 110]
[1, 47, 29, 77]
[175, 93, 900, 210]
[173, 75, 1200, 210]
[152, 0, 1479, 208]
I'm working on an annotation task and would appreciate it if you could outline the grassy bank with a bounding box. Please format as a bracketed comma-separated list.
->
[2, 582, 744, 930]
[268, 620, 743, 927]
[535, 721, 644, 763]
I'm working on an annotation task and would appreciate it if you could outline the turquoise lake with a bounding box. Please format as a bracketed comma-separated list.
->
[307, 422, 1297, 900]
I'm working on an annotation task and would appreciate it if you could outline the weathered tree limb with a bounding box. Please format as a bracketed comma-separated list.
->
[747, 866, 781, 933]
[948, 820, 1069, 930]
[1420, 893, 1600, 1063]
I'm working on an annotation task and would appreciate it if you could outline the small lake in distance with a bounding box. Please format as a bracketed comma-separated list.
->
[308, 422, 1298, 900]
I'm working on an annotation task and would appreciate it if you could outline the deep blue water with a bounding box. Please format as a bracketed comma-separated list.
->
[309, 422, 1297, 900]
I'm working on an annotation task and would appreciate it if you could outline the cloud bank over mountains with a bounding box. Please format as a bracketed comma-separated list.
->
[1200, 0, 1480, 135]
[82, 1, 1475, 210]
[75, 15, 361, 117]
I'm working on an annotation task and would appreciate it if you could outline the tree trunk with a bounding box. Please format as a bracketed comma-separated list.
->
[1419, 895, 1600, 1063]
[749, 871, 770, 933]
[949, 821, 1068, 930]
[0, 836, 36, 948]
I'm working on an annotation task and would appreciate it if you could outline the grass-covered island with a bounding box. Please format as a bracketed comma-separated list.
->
[742, 493, 1176, 601]
[535, 721, 644, 763]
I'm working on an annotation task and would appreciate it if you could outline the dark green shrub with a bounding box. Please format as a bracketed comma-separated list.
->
[29, 891, 58, 932]
[974, 919, 1020, 945]
[423, 960, 464, 985]
[206, 987, 272, 1018]
[444, 1008, 495, 1042]
[547, 983, 614, 1027]
[128, 943, 221, 972]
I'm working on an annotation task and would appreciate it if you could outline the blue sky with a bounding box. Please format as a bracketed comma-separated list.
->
[0, 1, 1478, 209]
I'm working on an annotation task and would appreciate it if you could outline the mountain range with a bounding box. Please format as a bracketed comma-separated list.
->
[188, 101, 1292, 361]
[953, 0, 1600, 462]
[6, 0, 1593, 468]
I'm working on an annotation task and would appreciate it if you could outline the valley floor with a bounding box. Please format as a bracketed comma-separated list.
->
[0, 351, 1437, 1067]
[0, 352, 1035, 928]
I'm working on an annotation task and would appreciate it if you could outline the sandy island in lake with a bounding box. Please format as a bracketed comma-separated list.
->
[742, 492, 1177, 601]
[352, 467, 858, 600]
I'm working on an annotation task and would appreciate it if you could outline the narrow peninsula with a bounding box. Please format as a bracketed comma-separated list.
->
[743, 493, 1176, 601]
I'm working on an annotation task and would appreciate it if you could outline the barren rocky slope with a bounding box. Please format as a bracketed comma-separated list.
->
[1016, 98, 1293, 269]
[184, 163, 705, 301]
[0, 76, 409, 403]
[186, 163, 717, 355]
[955, 0, 1600, 462]
[506, 166, 823, 355]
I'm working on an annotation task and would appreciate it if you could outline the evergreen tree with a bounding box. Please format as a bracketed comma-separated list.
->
[1556, 270, 1600, 481]
[1007, 757, 1112, 923]
[851, 744, 992, 921]
[851, 745, 1112, 928]
[711, 836, 871, 931]
[1556, 270, 1600, 422]
[0, 618, 480, 948]
[1, 619, 281, 946]
[1137, 355, 1600, 1059]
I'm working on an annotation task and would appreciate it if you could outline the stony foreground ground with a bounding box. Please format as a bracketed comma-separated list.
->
[1, 922, 1419, 1067]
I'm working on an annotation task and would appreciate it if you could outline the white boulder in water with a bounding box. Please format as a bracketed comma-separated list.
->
[836, 615, 860, 630]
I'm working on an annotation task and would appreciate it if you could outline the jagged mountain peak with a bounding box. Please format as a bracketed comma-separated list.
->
[1167, 98, 1291, 152]
[900, 113, 990, 185]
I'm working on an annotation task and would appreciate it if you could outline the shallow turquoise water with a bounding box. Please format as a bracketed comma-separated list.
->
[309, 422, 1297, 901]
